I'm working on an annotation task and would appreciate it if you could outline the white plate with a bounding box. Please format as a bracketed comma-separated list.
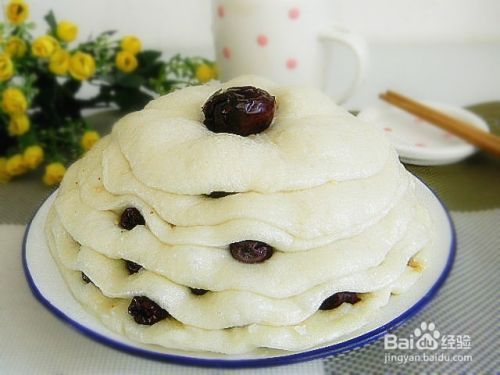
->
[23, 179, 455, 368]
[358, 102, 490, 166]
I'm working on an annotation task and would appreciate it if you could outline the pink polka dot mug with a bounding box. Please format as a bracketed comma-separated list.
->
[212, 0, 368, 103]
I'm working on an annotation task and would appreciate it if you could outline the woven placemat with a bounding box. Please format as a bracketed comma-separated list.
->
[407, 102, 500, 211]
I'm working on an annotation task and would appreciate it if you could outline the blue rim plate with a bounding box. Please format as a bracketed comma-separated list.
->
[23, 179, 455, 368]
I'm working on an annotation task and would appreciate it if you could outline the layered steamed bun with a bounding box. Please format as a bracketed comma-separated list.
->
[45, 76, 432, 354]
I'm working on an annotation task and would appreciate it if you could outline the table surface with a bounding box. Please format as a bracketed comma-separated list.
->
[0, 106, 499, 374]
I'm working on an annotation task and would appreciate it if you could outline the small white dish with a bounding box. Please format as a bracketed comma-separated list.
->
[23, 179, 455, 368]
[358, 102, 490, 166]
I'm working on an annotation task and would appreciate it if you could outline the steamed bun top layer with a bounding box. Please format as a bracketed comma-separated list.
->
[113, 76, 391, 195]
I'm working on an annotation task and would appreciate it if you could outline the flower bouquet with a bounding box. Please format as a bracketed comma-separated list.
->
[0, 0, 216, 185]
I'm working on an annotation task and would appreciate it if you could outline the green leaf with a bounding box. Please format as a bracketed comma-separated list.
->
[99, 30, 117, 37]
[44, 11, 57, 34]
[114, 88, 152, 111]
[0, 124, 16, 156]
[115, 73, 144, 89]
[138, 50, 162, 66]
[136, 61, 164, 79]
[63, 79, 82, 94]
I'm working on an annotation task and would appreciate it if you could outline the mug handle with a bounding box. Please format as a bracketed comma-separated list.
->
[318, 25, 369, 104]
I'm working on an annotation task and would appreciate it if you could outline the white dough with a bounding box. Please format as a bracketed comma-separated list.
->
[45, 75, 433, 354]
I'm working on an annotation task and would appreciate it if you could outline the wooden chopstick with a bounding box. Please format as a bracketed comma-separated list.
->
[379, 90, 500, 157]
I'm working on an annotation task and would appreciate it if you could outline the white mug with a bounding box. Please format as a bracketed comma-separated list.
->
[211, 0, 369, 103]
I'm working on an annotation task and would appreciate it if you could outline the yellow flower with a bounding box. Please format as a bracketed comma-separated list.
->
[80, 130, 100, 151]
[42, 162, 66, 186]
[115, 51, 138, 73]
[56, 21, 78, 43]
[120, 36, 141, 55]
[195, 63, 217, 83]
[0, 54, 14, 81]
[5, 154, 27, 176]
[6, 36, 27, 58]
[6, 0, 29, 25]
[69, 52, 95, 81]
[23, 145, 44, 169]
[8, 114, 30, 136]
[31, 35, 59, 58]
[0, 157, 11, 183]
[49, 49, 71, 75]
[2, 87, 27, 115]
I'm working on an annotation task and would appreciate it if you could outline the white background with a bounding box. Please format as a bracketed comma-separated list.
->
[12, 0, 500, 108]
